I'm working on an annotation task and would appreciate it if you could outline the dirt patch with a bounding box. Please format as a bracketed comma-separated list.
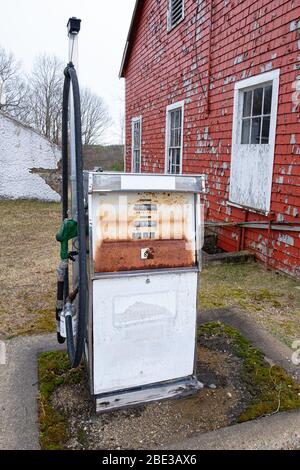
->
[50, 345, 249, 450]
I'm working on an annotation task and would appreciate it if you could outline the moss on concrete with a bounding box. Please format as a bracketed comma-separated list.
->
[38, 351, 83, 450]
[198, 322, 300, 422]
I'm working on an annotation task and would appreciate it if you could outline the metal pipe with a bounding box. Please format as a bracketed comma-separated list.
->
[205, 221, 300, 232]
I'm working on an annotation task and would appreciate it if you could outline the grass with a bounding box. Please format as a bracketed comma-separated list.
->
[38, 351, 83, 450]
[199, 322, 300, 422]
[0, 200, 61, 338]
[199, 263, 300, 346]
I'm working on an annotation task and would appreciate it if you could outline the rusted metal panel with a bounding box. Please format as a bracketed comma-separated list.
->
[92, 192, 196, 273]
[96, 377, 201, 414]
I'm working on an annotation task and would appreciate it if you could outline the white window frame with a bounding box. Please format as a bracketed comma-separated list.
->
[165, 100, 185, 175]
[131, 116, 142, 173]
[167, 0, 185, 32]
[229, 69, 280, 213]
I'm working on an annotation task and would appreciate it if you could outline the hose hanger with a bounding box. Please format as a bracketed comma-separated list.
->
[56, 62, 87, 369]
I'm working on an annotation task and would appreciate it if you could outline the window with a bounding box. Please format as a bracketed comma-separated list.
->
[168, 0, 184, 31]
[165, 101, 184, 174]
[132, 117, 142, 173]
[241, 84, 273, 145]
[229, 69, 280, 212]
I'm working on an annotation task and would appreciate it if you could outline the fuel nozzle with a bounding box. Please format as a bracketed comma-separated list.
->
[56, 219, 78, 260]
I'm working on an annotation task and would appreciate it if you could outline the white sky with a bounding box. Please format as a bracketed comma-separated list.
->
[0, 0, 136, 144]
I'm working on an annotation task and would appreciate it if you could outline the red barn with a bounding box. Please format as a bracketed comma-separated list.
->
[120, 0, 300, 277]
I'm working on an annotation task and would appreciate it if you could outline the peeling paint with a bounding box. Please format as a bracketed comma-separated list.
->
[290, 19, 300, 32]
[234, 54, 244, 65]
[278, 234, 295, 246]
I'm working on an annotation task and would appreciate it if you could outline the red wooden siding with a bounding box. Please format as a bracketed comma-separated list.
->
[123, 0, 300, 277]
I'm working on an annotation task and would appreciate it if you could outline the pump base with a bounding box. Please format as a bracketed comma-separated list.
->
[95, 376, 202, 414]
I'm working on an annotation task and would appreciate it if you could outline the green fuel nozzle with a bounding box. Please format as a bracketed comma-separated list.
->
[56, 219, 78, 260]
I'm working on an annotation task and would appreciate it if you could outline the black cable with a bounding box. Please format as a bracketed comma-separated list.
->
[61, 62, 87, 369]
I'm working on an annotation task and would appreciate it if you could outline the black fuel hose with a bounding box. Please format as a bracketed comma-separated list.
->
[61, 62, 87, 369]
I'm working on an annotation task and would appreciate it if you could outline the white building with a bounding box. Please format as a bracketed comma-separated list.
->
[0, 112, 61, 202]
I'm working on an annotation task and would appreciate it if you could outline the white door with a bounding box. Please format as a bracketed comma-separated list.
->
[230, 70, 280, 212]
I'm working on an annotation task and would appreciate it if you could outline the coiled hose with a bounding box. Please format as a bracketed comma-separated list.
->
[58, 62, 87, 369]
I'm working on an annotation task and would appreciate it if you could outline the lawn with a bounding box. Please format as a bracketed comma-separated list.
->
[0, 200, 61, 338]
[1, 199, 300, 347]
[199, 263, 300, 347]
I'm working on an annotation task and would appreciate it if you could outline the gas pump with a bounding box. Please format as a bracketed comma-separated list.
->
[56, 18, 206, 412]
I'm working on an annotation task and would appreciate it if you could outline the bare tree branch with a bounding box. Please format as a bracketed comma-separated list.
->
[23, 54, 64, 144]
[0, 46, 27, 118]
[1, 50, 112, 146]
[80, 87, 112, 146]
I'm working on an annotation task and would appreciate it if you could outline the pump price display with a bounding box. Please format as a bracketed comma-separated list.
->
[101, 453, 198, 467]
[93, 191, 197, 273]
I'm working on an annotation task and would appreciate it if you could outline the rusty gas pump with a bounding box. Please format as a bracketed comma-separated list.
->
[56, 18, 206, 412]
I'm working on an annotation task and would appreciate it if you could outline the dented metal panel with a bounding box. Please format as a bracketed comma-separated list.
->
[92, 271, 198, 396]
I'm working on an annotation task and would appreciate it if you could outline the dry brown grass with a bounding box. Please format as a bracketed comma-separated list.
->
[0, 200, 61, 338]
[200, 262, 300, 347]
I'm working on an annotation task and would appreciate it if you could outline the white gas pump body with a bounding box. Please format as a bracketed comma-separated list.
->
[85, 173, 205, 412]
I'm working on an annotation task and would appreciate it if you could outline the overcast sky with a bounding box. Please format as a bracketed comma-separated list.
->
[0, 0, 136, 144]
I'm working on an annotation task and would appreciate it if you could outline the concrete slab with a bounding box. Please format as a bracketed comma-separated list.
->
[165, 410, 300, 450]
[0, 334, 64, 450]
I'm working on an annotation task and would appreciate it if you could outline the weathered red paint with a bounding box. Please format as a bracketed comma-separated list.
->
[122, 0, 300, 277]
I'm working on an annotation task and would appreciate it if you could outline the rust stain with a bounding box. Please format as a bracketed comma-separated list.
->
[94, 191, 195, 273]
[94, 239, 195, 273]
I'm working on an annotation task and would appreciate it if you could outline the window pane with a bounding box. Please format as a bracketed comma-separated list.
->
[167, 107, 183, 174]
[241, 119, 251, 144]
[176, 148, 181, 166]
[170, 128, 175, 147]
[252, 88, 263, 116]
[250, 117, 261, 144]
[174, 128, 181, 146]
[264, 86, 273, 115]
[133, 122, 140, 149]
[243, 91, 252, 117]
[261, 117, 270, 144]
[170, 111, 175, 130]
[133, 150, 140, 172]
[175, 109, 181, 128]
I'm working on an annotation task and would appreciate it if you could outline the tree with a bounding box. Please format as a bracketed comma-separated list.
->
[25, 54, 64, 144]
[80, 87, 112, 146]
[1, 50, 112, 146]
[0, 46, 27, 118]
